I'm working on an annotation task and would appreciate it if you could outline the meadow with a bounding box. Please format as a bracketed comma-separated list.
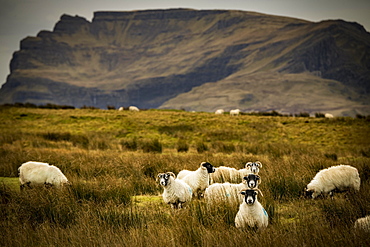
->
[0, 106, 369, 246]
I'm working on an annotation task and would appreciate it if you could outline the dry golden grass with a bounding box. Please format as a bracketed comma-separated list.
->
[0, 107, 369, 246]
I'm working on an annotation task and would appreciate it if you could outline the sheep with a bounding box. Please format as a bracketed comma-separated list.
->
[245, 161, 262, 174]
[230, 109, 240, 116]
[215, 109, 224, 115]
[18, 161, 69, 189]
[177, 162, 215, 199]
[210, 161, 262, 184]
[157, 172, 192, 209]
[325, 113, 334, 118]
[205, 174, 261, 204]
[204, 178, 249, 204]
[244, 174, 261, 189]
[305, 164, 360, 199]
[235, 189, 268, 231]
[129, 106, 139, 112]
[354, 215, 370, 233]
[118, 107, 124, 111]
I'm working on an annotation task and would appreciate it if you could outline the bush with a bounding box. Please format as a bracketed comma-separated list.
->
[141, 139, 162, 153]
[177, 139, 189, 152]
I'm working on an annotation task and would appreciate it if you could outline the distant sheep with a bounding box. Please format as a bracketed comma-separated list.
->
[177, 162, 215, 199]
[235, 189, 268, 231]
[18, 161, 69, 189]
[215, 109, 224, 115]
[305, 164, 360, 199]
[325, 113, 334, 118]
[210, 161, 262, 184]
[230, 109, 240, 116]
[129, 106, 140, 112]
[157, 172, 192, 209]
[354, 215, 370, 233]
[118, 107, 124, 111]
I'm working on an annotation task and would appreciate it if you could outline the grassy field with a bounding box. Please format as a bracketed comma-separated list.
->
[0, 107, 369, 246]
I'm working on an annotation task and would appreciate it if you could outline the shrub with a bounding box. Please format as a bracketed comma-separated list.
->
[177, 139, 189, 152]
[141, 139, 162, 153]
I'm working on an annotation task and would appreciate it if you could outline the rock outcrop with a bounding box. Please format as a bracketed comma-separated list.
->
[1, 9, 369, 116]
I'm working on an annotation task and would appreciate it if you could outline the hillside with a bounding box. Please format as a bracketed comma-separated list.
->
[1, 9, 370, 116]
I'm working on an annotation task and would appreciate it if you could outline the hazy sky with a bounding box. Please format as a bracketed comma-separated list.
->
[0, 0, 369, 87]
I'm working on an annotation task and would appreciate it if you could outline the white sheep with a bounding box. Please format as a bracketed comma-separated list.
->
[118, 107, 124, 111]
[210, 161, 262, 184]
[305, 164, 360, 199]
[235, 189, 268, 231]
[18, 161, 69, 189]
[204, 178, 249, 204]
[325, 113, 334, 118]
[129, 106, 140, 112]
[354, 215, 370, 233]
[215, 109, 224, 115]
[157, 172, 192, 209]
[177, 162, 215, 199]
[230, 109, 240, 116]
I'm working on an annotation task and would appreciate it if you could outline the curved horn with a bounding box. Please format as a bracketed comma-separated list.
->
[167, 172, 176, 179]
[255, 188, 264, 197]
[255, 161, 262, 168]
[246, 162, 253, 168]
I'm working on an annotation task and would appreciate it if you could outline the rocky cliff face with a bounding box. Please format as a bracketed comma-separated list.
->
[1, 9, 370, 116]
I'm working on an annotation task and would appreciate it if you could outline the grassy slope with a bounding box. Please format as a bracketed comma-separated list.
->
[0, 107, 369, 246]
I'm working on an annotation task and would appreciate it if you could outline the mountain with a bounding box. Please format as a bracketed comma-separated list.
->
[1, 9, 370, 116]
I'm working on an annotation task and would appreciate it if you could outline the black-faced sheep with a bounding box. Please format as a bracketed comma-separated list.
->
[305, 164, 360, 199]
[235, 189, 268, 231]
[157, 172, 193, 209]
[177, 162, 215, 199]
[18, 161, 69, 189]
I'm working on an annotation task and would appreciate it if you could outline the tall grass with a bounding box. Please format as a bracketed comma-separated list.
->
[0, 107, 369, 246]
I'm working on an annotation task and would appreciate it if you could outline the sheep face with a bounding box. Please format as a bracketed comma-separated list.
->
[241, 189, 258, 205]
[201, 162, 216, 174]
[246, 162, 261, 174]
[158, 172, 175, 187]
[244, 174, 260, 189]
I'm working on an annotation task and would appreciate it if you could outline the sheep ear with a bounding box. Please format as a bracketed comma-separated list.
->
[255, 161, 262, 168]
[240, 191, 246, 195]
[256, 175, 260, 180]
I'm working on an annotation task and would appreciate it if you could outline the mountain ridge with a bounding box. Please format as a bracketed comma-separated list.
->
[1, 8, 369, 116]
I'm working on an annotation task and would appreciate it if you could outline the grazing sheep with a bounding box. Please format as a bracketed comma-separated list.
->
[230, 109, 240, 116]
[204, 177, 249, 204]
[18, 161, 69, 189]
[235, 189, 268, 231]
[118, 107, 124, 111]
[354, 215, 370, 233]
[325, 113, 334, 118]
[215, 109, 224, 115]
[305, 164, 360, 199]
[210, 162, 262, 184]
[129, 106, 140, 112]
[177, 162, 215, 199]
[157, 172, 193, 209]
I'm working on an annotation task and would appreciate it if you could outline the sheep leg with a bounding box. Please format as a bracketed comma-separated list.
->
[44, 182, 53, 189]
